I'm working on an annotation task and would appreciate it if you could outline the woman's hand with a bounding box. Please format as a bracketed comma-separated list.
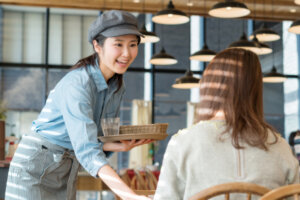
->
[103, 139, 153, 152]
[132, 195, 152, 200]
[98, 165, 153, 200]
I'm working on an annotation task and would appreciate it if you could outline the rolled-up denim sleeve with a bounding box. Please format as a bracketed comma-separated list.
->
[59, 80, 108, 177]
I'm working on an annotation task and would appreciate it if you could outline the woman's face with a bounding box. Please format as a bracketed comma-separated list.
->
[94, 34, 139, 81]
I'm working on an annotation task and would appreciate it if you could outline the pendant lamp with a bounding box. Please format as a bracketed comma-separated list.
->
[295, 0, 300, 5]
[249, 25, 280, 42]
[288, 20, 300, 34]
[152, 0, 190, 25]
[172, 70, 200, 89]
[189, 17, 216, 62]
[250, 0, 280, 42]
[139, 25, 160, 43]
[190, 44, 216, 62]
[251, 35, 272, 55]
[150, 47, 177, 65]
[263, 66, 287, 83]
[208, 0, 250, 18]
[228, 33, 261, 54]
[258, 42, 272, 55]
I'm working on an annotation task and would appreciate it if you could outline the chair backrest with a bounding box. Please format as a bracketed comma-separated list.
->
[260, 184, 300, 200]
[189, 182, 270, 200]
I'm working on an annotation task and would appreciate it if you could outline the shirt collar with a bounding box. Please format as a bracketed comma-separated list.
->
[89, 58, 119, 92]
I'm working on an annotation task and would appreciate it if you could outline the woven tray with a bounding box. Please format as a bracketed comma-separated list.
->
[119, 123, 168, 135]
[99, 123, 168, 142]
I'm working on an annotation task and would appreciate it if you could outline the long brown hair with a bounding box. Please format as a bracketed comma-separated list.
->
[195, 48, 277, 150]
[72, 34, 123, 92]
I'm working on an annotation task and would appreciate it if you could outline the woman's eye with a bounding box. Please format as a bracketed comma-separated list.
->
[115, 43, 122, 47]
[130, 43, 137, 47]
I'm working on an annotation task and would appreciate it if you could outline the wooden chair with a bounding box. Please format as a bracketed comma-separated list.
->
[189, 182, 270, 200]
[115, 169, 157, 200]
[260, 184, 300, 200]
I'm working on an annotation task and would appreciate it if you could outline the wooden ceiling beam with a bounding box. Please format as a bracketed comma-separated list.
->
[0, 0, 298, 21]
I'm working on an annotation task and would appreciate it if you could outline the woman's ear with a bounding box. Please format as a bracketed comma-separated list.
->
[93, 40, 101, 53]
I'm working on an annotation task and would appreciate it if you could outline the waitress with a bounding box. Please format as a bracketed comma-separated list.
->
[5, 10, 152, 200]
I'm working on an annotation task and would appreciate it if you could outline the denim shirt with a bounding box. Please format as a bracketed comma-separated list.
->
[31, 60, 125, 177]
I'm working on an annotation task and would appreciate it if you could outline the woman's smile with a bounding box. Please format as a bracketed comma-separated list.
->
[96, 34, 139, 81]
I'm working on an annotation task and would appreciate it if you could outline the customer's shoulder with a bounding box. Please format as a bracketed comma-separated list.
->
[267, 131, 294, 153]
[172, 120, 226, 139]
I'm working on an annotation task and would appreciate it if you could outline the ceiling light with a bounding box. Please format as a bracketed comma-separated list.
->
[263, 66, 287, 83]
[295, 0, 300, 5]
[228, 33, 261, 54]
[249, 25, 280, 42]
[289, 20, 300, 34]
[251, 35, 272, 55]
[139, 25, 160, 43]
[258, 42, 272, 55]
[189, 44, 216, 62]
[208, 0, 250, 18]
[152, 0, 190, 25]
[150, 47, 177, 65]
[290, 9, 297, 13]
[172, 70, 200, 89]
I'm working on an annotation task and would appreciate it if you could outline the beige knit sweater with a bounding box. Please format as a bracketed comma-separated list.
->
[154, 120, 299, 200]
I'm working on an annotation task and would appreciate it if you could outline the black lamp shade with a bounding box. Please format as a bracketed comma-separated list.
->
[263, 66, 286, 83]
[152, 0, 190, 25]
[172, 70, 200, 89]
[208, 0, 250, 18]
[249, 27, 280, 42]
[150, 48, 177, 65]
[258, 42, 272, 55]
[139, 25, 160, 43]
[190, 44, 217, 62]
[289, 20, 300, 34]
[228, 33, 261, 54]
[251, 35, 272, 55]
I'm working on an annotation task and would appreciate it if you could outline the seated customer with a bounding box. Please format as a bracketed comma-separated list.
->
[154, 48, 299, 200]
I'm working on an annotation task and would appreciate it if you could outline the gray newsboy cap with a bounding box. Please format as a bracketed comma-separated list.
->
[88, 10, 143, 44]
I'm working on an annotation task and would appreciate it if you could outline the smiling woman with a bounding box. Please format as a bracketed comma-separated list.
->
[95, 35, 139, 80]
[4, 10, 152, 200]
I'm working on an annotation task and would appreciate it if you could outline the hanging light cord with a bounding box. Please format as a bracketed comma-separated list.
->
[218, 19, 221, 51]
[103, 0, 106, 10]
[272, 42, 275, 66]
[253, 0, 256, 35]
[271, 0, 274, 20]
[204, 0, 207, 44]
[263, 0, 266, 24]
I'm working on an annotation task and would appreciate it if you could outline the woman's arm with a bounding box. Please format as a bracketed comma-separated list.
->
[98, 165, 151, 200]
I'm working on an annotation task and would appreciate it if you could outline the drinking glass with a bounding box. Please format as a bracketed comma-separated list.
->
[101, 117, 120, 136]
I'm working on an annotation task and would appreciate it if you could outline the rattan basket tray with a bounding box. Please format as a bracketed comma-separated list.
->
[99, 123, 168, 142]
[119, 123, 168, 135]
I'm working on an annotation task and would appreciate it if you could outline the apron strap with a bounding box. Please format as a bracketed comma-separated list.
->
[64, 151, 80, 200]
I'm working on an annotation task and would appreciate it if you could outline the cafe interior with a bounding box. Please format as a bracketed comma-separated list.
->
[0, 0, 300, 199]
